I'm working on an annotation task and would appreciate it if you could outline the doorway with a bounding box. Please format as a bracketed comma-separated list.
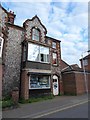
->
[53, 75, 59, 95]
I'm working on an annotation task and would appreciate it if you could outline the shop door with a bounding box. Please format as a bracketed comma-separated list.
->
[53, 75, 59, 95]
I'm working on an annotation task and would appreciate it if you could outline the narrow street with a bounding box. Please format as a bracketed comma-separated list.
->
[2, 94, 88, 119]
[36, 101, 88, 118]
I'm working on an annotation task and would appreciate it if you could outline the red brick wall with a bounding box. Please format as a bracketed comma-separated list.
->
[62, 71, 87, 95]
[75, 72, 86, 95]
[21, 70, 29, 100]
[62, 72, 76, 95]
[0, 64, 2, 98]
[88, 73, 90, 93]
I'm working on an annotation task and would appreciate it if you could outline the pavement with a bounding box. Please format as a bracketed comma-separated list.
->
[2, 94, 88, 119]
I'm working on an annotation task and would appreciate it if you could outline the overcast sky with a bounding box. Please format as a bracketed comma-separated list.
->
[1, 1, 89, 66]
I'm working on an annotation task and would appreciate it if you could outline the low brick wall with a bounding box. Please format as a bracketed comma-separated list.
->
[62, 72, 76, 95]
[62, 71, 87, 95]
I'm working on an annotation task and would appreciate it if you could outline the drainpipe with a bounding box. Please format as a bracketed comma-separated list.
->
[81, 50, 90, 94]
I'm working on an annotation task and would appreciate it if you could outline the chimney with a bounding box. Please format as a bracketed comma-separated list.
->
[8, 10, 16, 24]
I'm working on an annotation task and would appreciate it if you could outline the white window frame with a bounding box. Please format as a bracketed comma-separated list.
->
[52, 42, 56, 49]
[28, 43, 50, 63]
[29, 75, 51, 89]
[32, 28, 40, 41]
[52, 52, 57, 65]
[0, 37, 4, 58]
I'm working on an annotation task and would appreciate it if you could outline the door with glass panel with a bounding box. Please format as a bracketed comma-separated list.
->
[53, 75, 59, 95]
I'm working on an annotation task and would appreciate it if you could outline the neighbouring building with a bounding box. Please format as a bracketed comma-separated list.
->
[61, 64, 87, 95]
[80, 53, 90, 93]
[0, 5, 63, 100]
[1, 5, 88, 100]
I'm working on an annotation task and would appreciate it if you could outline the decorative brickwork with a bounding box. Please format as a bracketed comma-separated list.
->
[24, 16, 46, 43]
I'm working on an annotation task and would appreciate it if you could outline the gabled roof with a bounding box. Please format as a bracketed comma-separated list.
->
[80, 54, 90, 61]
[0, 4, 8, 14]
[61, 59, 69, 70]
[0, 4, 16, 17]
[23, 15, 47, 34]
[61, 64, 84, 73]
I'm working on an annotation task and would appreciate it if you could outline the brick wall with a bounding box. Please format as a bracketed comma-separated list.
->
[62, 72, 76, 95]
[62, 71, 87, 95]
[75, 72, 86, 95]
[21, 70, 29, 99]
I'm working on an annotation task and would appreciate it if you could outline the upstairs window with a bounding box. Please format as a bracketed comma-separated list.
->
[0, 37, 4, 58]
[32, 28, 40, 41]
[52, 41, 56, 49]
[83, 59, 88, 66]
[52, 53, 57, 65]
[40, 46, 49, 63]
[28, 43, 50, 63]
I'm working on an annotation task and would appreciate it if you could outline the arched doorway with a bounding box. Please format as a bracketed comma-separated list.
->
[52, 75, 59, 95]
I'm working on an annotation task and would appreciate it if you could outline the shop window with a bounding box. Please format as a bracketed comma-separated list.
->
[52, 53, 57, 65]
[32, 28, 40, 41]
[0, 37, 4, 58]
[28, 43, 50, 63]
[29, 75, 50, 89]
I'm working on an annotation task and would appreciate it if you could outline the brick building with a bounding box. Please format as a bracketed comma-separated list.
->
[61, 64, 87, 95]
[80, 53, 90, 93]
[1, 5, 88, 100]
[0, 5, 63, 99]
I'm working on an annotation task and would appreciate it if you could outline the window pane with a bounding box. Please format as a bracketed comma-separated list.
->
[52, 42, 56, 49]
[32, 28, 40, 41]
[84, 59, 88, 66]
[30, 75, 50, 89]
[40, 46, 49, 62]
[28, 43, 39, 61]
[53, 53, 57, 64]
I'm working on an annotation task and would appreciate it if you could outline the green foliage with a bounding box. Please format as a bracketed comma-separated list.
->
[2, 99, 14, 108]
[1, 96, 18, 109]
[19, 95, 54, 104]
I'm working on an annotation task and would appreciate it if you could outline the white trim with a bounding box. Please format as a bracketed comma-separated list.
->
[27, 43, 50, 63]
[29, 75, 51, 89]
[0, 37, 4, 58]
[62, 71, 88, 74]
[61, 66, 69, 71]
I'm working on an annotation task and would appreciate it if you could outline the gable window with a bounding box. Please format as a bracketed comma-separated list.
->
[52, 53, 57, 65]
[32, 28, 40, 41]
[28, 43, 50, 63]
[52, 42, 56, 49]
[0, 37, 4, 58]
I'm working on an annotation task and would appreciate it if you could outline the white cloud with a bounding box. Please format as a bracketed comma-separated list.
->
[1, 2, 88, 66]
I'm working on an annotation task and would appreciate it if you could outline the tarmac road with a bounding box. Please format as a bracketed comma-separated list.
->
[2, 94, 88, 119]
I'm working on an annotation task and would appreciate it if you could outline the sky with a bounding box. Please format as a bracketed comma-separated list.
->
[1, 0, 89, 66]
